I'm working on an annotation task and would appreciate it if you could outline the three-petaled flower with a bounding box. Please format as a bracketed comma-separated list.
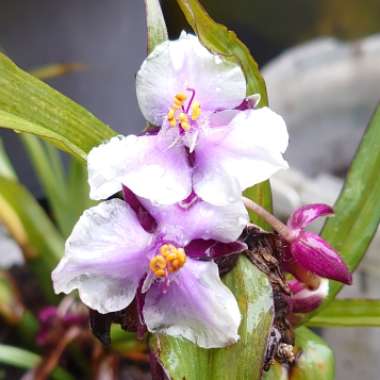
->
[87, 32, 289, 206]
[52, 192, 248, 348]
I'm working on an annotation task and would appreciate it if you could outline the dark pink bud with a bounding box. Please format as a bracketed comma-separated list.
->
[288, 203, 334, 230]
[289, 279, 329, 313]
[291, 231, 352, 285]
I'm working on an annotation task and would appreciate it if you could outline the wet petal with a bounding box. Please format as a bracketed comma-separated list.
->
[52, 199, 154, 314]
[88, 134, 192, 204]
[136, 32, 246, 125]
[288, 203, 334, 229]
[140, 196, 248, 245]
[291, 231, 352, 285]
[194, 107, 288, 205]
[143, 258, 241, 348]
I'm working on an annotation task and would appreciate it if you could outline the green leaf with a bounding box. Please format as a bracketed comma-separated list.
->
[0, 53, 116, 161]
[0, 176, 64, 302]
[264, 328, 335, 380]
[290, 327, 335, 380]
[150, 256, 274, 380]
[312, 104, 380, 312]
[145, 0, 168, 53]
[175, 0, 268, 101]
[0, 138, 17, 180]
[308, 299, 380, 327]
[0, 344, 74, 380]
[21, 134, 93, 237]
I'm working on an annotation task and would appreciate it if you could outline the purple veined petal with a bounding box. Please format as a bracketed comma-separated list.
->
[139, 195, 248, 245]
[194, 107, 288, 205]
[143, 258, 241, 348]
[52, 199, 155, 314]
[290, 279, 329, 314]
[287, 203, 334, 230]
[185, 239, 247, 260]
[136, 31, 246, 126]
[122, 186, 157, 233]
[291, 231, 352, 285]
[87, 133, 192, 205]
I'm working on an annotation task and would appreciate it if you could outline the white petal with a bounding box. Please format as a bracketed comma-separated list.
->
[143, 258, 241, 348]
[52, 199, 153, 314]
[88, 134, 192, 204]
[140, 196, 248, 246]
[194, 108, 289, 205]
[136, 32, 246, 126]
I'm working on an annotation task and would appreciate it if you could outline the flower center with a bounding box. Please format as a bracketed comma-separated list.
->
[149, 243, 187, 278]
[166, 89, 201, 132]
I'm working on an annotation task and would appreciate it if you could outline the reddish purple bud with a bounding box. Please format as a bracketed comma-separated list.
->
[291, 231, 352, 285]
[289, 279, 329, 313]
[288, 203, 334, 230]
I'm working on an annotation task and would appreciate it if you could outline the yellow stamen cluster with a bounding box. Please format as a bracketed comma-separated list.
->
[149, 244, 187, 278]
[167, 92, 188, 127]
[191, 101, 201, 120]
[178, 112, 190, 131]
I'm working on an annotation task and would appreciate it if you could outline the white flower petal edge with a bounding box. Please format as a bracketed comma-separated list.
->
[52, 199, 153, 314]
[143, 258, 241, 348]
[194, 107, 289, 205]
[87, 135, 192, 204]
[140, 196, 248, 245]
[136, 31, 246, 126]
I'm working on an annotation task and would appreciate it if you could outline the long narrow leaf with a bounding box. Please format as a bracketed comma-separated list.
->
[0, 344, 74, 380]
[0, 138, 17, 180]
[145, 0, 168, 53]
[308, 299, 380, 327]
[0, 53, 116, 161]
[0, 176, 64, 302]
[313, 104, 380, 313]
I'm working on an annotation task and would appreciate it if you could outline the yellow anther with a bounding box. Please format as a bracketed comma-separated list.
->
[167, 108, 177, 127]
[181, 122, 190, 131]
[151, 244, 187, 278]
[191, 101, 201, 120]
[175, 92, 187, 102]
[178, 113, 188, 122]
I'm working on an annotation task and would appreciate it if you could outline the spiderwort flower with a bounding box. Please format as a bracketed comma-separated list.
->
[52, 195, 248, 348]
[88, 32, 288, 206]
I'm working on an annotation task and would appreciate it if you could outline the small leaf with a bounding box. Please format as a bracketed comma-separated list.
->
[29, 63, 85, 81]
[150, 257, 274, 380]
[307, 299, 380, 327]
[145, 0, 168, 53]
[0, 53, 116, 161]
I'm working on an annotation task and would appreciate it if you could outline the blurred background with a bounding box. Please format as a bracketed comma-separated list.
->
[1, 0, 380, 378]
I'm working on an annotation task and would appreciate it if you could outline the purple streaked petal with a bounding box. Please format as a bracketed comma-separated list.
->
[143, 258, 241, 348]
[140, 196, 248, 246]
[291, 231, 352, 285]
[288, 204, 334, 230]
[290, 279, 329, 314]
[52, 199, 154, 314]
[136, 32, 246, 126]
[194, 108, 288, 205]
[185, 239, 247, 259]
[88, 134, 192, 205]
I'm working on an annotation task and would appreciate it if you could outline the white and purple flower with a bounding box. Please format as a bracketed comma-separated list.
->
[52, 192, 248, 348]
[88, 32, 289, 206]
